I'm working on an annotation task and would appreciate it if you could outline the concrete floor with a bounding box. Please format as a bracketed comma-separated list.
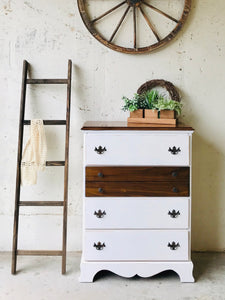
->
[0, 252, 224, 300]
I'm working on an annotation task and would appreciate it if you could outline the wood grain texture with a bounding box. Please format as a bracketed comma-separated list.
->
[91, 1, 126, 23]
[144, 109, 158, 119]
[46, 161, 65, 166]
[17, 250, 63, 256]
[133, 5, 137, 49]
[86, 181, 189, 197]
[81, 121, 194, 131]
[127, 117, 176, 125]
[77, 0, 191, 54]
[26, 79, 68, 84]
[12, 60, 28, 275]
[142, 1, 179, 23]
[24, 120, 66, 125]
[109, 5, 130, 43]
[138, 5, 160, 42]
[19, 201, 64, 206]
[127, 123, 177, 128]
[130, 109, 143, 118]
[12, 60, 72, 275]
[62, 59, 72, 274]
[86, 167, 189, 182]
[160, 110, 175, 119]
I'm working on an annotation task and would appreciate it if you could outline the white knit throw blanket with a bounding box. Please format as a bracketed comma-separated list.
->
[21, 119, 47, 186]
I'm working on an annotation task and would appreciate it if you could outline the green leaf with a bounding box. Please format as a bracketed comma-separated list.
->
[122, 90, 182, 116]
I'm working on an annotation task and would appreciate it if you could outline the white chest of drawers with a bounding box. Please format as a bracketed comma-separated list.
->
[80, 121, 194, 283]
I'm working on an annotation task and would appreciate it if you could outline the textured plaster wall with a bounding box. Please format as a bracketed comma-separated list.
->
[0, 0, 225, 252]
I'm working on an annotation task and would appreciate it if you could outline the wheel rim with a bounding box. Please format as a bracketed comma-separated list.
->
[77, 0, 192, 54]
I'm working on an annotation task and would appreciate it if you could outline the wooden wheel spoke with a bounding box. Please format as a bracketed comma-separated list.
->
[91, 1, 127, 24]
[109, 5, 130, 43]
[139, 6, 160, 42]
[133, 6, 137, 49]
[142, 1, 179, 23]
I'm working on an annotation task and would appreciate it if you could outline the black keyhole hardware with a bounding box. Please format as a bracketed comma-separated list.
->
[168, 210, 180, 218]
[93, 242, 106, 250]
[168, 146, 181, 155]
[94, 146, 107, 154]
[167, 242, 180, 250]
[94, 210, 106, 218]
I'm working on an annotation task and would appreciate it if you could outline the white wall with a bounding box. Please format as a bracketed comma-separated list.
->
[0, 0, 225, 252]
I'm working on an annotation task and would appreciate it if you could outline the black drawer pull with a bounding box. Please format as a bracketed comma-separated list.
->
[171, 171, 178, 177]
[172, 187, 178, 193]
[93, 242, 105, 250]
[168, 242, 180, 250]
[98, 188, 103, 193]
[94, 210, 106, 218]
[168, 146, 181, 155]
[98, 172, 104, 178]
[94, 146, 107, 154]
[168, 210, 180, 218]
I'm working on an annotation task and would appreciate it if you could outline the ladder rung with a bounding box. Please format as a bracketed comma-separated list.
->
[19, 201, 64, 206]
[17, 250, 63, 256]
[27, 79, 68, 84]
[46, 161, 65, 166]
[24, 120, 66, 125]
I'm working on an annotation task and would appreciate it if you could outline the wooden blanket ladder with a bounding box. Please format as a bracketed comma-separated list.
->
[12, 60, 72, 274]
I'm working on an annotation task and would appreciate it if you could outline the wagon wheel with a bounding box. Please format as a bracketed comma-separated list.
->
[77, 0, 191, 54]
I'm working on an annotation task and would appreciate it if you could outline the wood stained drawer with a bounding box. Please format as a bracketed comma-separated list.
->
[85, 198, 189, 229]
[85, 134, 190, 166]
[84, 230, 189, 261]
[85, 181, 189, 197]
[86, 167, 189, 182]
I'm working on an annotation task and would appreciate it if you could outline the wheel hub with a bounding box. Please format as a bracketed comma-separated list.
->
[127, 0, 142, 7]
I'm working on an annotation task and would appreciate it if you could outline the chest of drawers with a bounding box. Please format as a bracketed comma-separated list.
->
[80, 121, 194, 283]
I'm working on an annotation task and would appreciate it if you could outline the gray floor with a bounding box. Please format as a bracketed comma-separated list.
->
[0, 252, 224, 300]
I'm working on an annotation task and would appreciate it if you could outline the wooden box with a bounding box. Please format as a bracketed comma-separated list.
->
[160, 110, 175, 119]
[145, 109, 158, 119]
[130, 109, 143, 118]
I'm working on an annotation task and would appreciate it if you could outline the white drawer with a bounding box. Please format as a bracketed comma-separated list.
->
[85, 198, 189, 229]
[84, 230, 189, 261]
[85, 133, 190, 166]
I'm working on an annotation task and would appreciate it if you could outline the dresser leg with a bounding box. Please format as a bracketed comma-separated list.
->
[79, 261, 99, 283]
[175, 262, 195, 283]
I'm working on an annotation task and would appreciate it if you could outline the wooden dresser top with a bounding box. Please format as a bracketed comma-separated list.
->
[81, 121, 194, 131]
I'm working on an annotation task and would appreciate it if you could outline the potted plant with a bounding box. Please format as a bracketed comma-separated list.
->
[122, 89, 182, 125]
[122, 91, 160, 118]
[122, 93, 147, 118]
[153, 98, 182, 119]
[143, 90, 159, 119]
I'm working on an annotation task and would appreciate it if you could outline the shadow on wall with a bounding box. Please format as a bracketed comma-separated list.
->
[192, 132, 224, 251]
[72, 64, 92, 117]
